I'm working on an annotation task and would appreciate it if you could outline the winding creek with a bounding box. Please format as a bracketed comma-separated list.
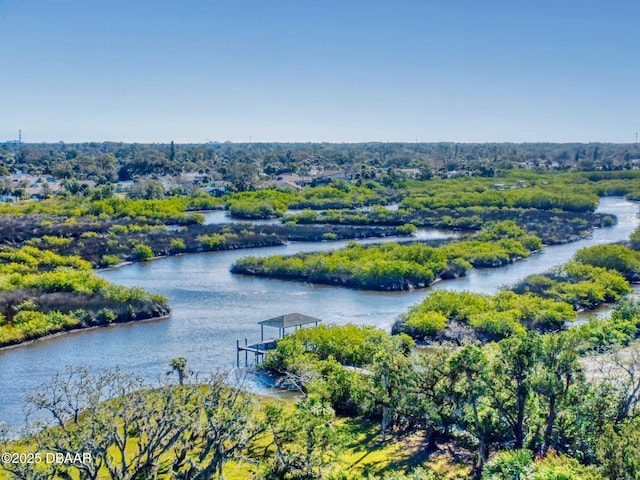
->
[0, 197, 638, 427]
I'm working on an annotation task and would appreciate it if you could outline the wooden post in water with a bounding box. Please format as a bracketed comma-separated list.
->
[236, 339, 240, 367]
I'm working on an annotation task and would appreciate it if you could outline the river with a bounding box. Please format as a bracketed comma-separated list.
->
[0, 197, 638, 427]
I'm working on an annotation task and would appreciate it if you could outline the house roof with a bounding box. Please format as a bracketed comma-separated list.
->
[258, 313, 321, 329]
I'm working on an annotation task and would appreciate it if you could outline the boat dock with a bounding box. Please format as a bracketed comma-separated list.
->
[236, 338, 278, 367]
[236, 313, 321, 366]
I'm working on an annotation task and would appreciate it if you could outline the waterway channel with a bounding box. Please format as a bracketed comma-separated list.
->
[0, 197, 638, 427]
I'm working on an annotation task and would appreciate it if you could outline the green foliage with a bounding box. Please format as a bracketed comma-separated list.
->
[87, 197, 190, 221]
[261, 395, 339, 480]
[400, 290, 574, 340]
[396, 223, 417, 235]
[400, 182, 598, 214]
[482, 449, 533, 479]
[98, 308, 116, 324]
[612, 296, 640, 326]
[513, 259, 631, 310]
[28, 235, 74, 246]
[483, 450, 602, 480]
[186, 191, 224, 210]
[234, 225, 541, 291]
[573, 317, 637, 353]
[197, 233, 227, 248]
[469, 310, 527, 338]
[596, 416, 640, 480]
[414, 290, 489, 322]
[403, 311, 448, 336]
[169, 238, 186, 251]
[227, 189, 292, 219]
[283, 208, 319, 224]
[99, 254, 121, 267]
[574, 244, 640, 281]
[11, 269, 107, 294]
[572, 293, 640, 353]
[132, 243, 154, 261]
[0, 245, 168, 346]
[10, 367, 260, 480]
[531, 453, 602, 480]
[0, 245, 91, 273]
[266, 324, 406, 370]
[234, 241, 449, 290]
[0, 310, 78, 343]
[370, 467, 440, 480]
[263, 324, 412, 417]
[293, 182, 384, 209]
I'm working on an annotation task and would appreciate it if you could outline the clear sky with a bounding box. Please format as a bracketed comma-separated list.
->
[1, 0, 638, 143]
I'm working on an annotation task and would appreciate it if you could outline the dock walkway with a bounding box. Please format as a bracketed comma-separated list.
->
[236, 313, 321, 366]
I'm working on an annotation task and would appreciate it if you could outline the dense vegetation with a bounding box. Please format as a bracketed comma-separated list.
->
[221, 176, 616, 246]
[0, 209, 408, 270]
[4, 142, 640, 190]
[232, 221, 541, 290]
[3, 145, 640, 478]
[0, 169, 629, 290]
[394, 243, 639, 344]
[261, 316, 640, 479]
[0, 245, 169, 347]
[5, 311, 640, 480]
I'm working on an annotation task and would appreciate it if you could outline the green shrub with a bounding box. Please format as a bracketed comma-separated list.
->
[572, 317, 636, 352]
[109, 224, 129, 236]
[397, 223, 418, 235]
[404, 311, 448, 336]
[99, 308, 117, 324]
[597, 417, 640, 480]
[574, 244, 640, 281]
[169, 239, 186, 251]
[132, 244, 154, 261]
[483, 449, 533, 479]
[469, 310, 527, 338]
[99, 254, 121, 267]
[197, 234, 226, 249]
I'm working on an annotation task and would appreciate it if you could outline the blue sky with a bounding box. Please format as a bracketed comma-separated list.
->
[1, 0, 638, 143]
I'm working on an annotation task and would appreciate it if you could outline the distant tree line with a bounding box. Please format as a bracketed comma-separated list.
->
[3, 142, 640, 190]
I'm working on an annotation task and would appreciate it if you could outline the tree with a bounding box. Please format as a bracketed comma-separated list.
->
[132, 244, 154, 261]
[409, 349, 457, 451]
[484, 333, 541, 450]
[594, 343, 640, 424]
[23, 366, 200, 480]
[597, 416, 640, 480]
[168, 357, 191, 385]
[363, 350, 414, 442]
[129, 179, 165, 200]
[449, 346, 505, 478]
[531, 333, 583, 455]
[171, 371, 263, 479]
[226, 162, 259, 192]
[261, 394, 338, 479]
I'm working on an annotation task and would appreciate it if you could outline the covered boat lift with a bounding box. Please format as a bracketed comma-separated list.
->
[236, 313, 322, 367]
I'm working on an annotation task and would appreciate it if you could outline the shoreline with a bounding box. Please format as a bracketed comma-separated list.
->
[0, 314, 171, 353]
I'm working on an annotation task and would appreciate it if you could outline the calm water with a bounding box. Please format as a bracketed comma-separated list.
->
[0, 197, 637, 427]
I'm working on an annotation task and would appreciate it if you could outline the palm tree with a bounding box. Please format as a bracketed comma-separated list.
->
[168, 357, 190, 385]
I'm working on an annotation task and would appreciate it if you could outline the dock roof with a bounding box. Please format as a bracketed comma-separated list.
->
[258, 313, 321, 329]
